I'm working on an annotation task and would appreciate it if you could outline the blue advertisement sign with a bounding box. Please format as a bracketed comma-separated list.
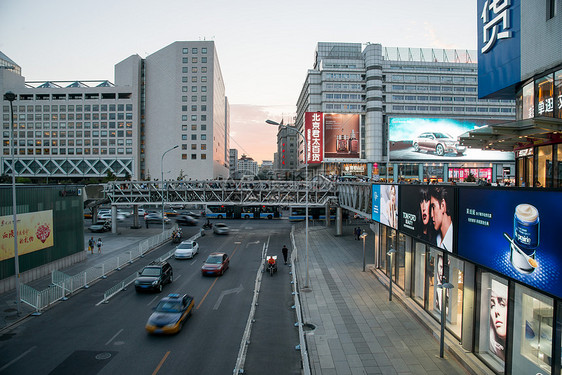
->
[477, 0, 521, 98]
[458, 189, 562, 298]
[372, 184, 398, 229]
[389, 118, 514, 162]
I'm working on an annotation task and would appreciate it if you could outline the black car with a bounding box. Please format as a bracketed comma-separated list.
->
[176, 215, 198, 226]
[135, 260, 173, 293]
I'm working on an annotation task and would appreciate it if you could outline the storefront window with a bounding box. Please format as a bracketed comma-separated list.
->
[446, 256, 464, 338]
[423, 165, 444, 183]
[535, 74, 554, 118]
[527, 156, 534, 188]
[522, 81, 535, 120]
[512, 284, 553, 375]
[536, 145, 553, 188]
[412, 241, 426, 306]
[554, 69, 562, 119]
[396, 232, 407, 289]
[476, 272, 508, 374]
[557, 144, 562, 188]
[427, 247, 443, 319]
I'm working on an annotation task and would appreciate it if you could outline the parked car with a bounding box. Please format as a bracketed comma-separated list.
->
[145, 293, 194, 334]
[117, 209, 131, 218]
[135, 260, 173, 293]
[412, 132, 466, 156]
[176, 215, 198, 226]
[145, 213, 170, 224]
[174, 240, 199, 259]
[201, 252, 230, 276]
[98, 213, 125, 222]
[213, 223, 230, 235]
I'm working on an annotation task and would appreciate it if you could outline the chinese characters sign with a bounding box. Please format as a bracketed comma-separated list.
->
[304, 112, 323, 164]
[480, 0, 513, 54]
[0, 210, 54, 261]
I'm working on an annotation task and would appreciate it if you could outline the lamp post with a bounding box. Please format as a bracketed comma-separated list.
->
[161, 145, 178, 232]
[387, 247, 396, 301]
[266, 119, 310, 288]
[436, 282, 454, 358]
[360, 231, 368, 272]
[4, 91, 20, 315]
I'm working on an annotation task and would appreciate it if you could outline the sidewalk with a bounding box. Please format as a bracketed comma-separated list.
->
[292, 224, 489, 375]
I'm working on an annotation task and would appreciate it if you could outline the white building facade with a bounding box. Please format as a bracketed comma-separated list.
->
[1, 41, 229, 181]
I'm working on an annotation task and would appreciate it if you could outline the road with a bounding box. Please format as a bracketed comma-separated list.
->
[0, 219, 301, 375]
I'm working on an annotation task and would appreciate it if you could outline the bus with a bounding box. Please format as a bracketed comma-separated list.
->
[289, 206, 336, 222]
[205, 205, 229, 219]
[239, 205, 281, 219]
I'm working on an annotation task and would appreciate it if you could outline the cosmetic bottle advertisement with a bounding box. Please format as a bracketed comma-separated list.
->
[458, 189, 562, 298]
[323, 113, 360, 159]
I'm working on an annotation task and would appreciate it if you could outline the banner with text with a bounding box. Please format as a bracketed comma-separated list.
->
[0, 210, 54, 261]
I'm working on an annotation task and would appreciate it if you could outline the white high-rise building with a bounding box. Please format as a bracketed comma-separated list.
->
[1, 41, 229, 181]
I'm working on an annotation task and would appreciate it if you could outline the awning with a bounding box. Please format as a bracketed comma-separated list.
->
[458, 117, 562, 151]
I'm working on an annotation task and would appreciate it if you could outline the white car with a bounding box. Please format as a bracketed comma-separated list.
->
[174, 240, 199, 259]
[98, 213, 125, 222]
[117, 209, 131, 218]
[213, 223, 230, 235]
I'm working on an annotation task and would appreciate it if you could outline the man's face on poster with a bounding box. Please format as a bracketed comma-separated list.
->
[430, 197, 445, 231]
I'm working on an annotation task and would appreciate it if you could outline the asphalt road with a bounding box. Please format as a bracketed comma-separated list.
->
[0, 219, 300, 375]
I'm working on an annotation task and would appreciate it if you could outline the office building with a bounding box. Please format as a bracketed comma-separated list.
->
[296, 42, 516, 183]
[229, 148, 238, 177]
[1, 41, 229, 181]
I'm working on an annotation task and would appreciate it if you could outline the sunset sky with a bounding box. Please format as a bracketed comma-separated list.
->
[0, 0, 477, 163]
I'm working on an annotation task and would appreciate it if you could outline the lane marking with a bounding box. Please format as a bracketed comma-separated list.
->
[213, 284, 244, 310]
[105, 329, 123, 346]
[147, 295, 159, 307]
[152, 351, 170, 375]
[0, 346, 36, 372]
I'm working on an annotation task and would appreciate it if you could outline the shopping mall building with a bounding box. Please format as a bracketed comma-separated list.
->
[361, 2, 561, 375]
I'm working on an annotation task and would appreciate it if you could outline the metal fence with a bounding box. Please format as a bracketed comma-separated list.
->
[19, 226, 178, 314]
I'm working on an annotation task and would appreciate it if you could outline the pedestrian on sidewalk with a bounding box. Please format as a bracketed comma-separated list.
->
[88, 237, 95, 254]
[355, 227, 360, 240]
[97, 238, 103, 253]
[282, 245, 289, 264]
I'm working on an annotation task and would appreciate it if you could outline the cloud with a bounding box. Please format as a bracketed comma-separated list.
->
[230, 104, 295, 163]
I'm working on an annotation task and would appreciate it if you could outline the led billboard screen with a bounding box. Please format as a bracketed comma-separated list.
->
[458, 189, 562, 299]
[371, 184, 398, 229]
[399, 185, 456, 252]
[389, 118, 514, 161]
[324, 113, 360, 159]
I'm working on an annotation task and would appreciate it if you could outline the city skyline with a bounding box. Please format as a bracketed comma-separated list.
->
[1, 0, 478, 163]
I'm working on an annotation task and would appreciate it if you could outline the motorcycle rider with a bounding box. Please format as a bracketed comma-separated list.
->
[267, 255, 277, 273]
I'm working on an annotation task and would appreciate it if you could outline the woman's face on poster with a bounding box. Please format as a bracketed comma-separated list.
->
[420, 199, 430, 226]
[490, 291, 507, 339]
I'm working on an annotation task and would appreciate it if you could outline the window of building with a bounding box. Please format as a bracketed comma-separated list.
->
[511, 284, 553, 374]
[535, 74, 554, 117]
[192, 57, 198, 63]
[182, 135, 187, 140]
[201, 153, 206, 159]
[201, 124, 206, 131]
[191, 144, 197, 150]
[182, 48, 188, 54]
[201, 134, 206, 140]
[202, 48, 207, 54]
[392, 85, 404, 90]
[182, 115, 188, 121]
[182, 57, 188, 64]
[182, 96, 188, 102]
[191, 154, 197, 159]
[191, 115, 197, 121]
[475, 273, 508, 373]
[202, 57, 207, 63]
[192, 48, 198, 54]
[182, 144, 187, 150]
[182, 154, 187, 159]
[191, 134, 197, 140]
[201, 144, 206, 150]
[192, 76, 197, 83]
[182, 86, 188, 92]
[413, 241, 426, 306]
[182, 76, 188, 83]
[201, 67, 207, 73]
[536, 145, 553, 187]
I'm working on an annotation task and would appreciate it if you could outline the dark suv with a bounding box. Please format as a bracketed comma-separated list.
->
[135, 260, 173, 293]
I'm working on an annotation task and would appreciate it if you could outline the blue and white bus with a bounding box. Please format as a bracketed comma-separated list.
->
[288, 206, 336, 222]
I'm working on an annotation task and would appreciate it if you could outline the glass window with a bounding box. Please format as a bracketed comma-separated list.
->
[428, 248, 445, 319]
[536, 145, 553, 187]
[522, 82, 535, 120]
[511, 284, 553, 375]
[413, 241, 426, 306]
[535, 74, 554, 118]
[182, 48, 188, 54]
[554, 70, 562, 119]
[446, 256, 464, 338]
[476, 273, 508, 374]
[202, 57, 207, 63]
[202, 47, 207, 54]
[396, 232, 407, 289]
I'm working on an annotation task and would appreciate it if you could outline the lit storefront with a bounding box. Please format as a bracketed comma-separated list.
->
[370, 183, 562, 374]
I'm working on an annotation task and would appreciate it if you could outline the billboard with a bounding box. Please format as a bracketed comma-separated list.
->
[371, 184, 398, 229]
[458, 189, 562, 299]
[0, 210, 54, 261]
[399, 185, 456, 252]
[477, 0, 521, 98]
[389, 118, 514, 161]
[324, 113, 360, 159]
[304, 112, 323, 164]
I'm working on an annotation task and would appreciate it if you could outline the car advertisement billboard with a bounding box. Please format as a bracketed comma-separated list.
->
[477, 0, 521, 98]
[458, 189, 562, 299]
[0, 210, 54, 261]
[389, 118, 514, 161]
[398, 185, 456, 252]
[372, 184, 398, 229]
[304, 112, 323, 164]
[324, 113, 360, 159]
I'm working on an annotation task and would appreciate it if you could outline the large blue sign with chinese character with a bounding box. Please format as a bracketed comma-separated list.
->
[477, 0, 521, 99]
[458, 188, 562, 299]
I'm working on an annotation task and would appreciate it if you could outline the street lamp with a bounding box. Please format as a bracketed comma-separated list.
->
[161, 145, 178, 232]
[387, 247, 396, 301]
[266, 119, 310, 288]
[360, 231, 368, 272]
[436, 282, 454, 358]
[4, 91, 20, 315]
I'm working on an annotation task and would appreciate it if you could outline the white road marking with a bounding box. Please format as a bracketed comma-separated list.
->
[0, 346, 36, 372]
[105, 329, 123, 346]
[213, 284, 244, 310]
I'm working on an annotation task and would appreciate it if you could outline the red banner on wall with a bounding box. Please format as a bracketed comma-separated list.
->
[305, 112, 323, 164]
